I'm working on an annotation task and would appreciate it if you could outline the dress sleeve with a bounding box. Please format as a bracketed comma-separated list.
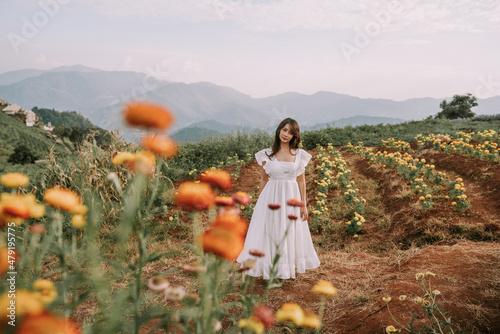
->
[255, 148, 272, 173]
[297, 149, 312, 175]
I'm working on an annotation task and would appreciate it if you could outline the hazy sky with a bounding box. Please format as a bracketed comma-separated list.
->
[2, 0, 500, 100]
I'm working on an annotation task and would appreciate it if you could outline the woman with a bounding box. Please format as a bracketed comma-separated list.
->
[236, 118, 320, 280]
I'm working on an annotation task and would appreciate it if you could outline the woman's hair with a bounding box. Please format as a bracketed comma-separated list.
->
[268, 118, 301, 158]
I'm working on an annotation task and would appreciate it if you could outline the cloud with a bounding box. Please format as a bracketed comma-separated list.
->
[73, 0, 500, 34]
[35, 54, 46, 63]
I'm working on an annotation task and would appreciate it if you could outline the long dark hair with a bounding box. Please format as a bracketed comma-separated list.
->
[268, 118, 301, 159]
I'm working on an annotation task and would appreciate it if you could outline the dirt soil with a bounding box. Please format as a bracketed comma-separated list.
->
[225, 147, 500, 333]
[135, 146, 500, 334]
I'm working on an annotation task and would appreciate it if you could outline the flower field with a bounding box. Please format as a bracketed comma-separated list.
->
[0, 104, 499, 334]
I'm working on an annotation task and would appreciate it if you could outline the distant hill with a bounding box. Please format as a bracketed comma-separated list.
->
[0, 107, 69, 168]
[309, 115, 407, 129]
[1, 65, 499, 142]
[34, 107, 95, 128]
[172, 127, 224, 143]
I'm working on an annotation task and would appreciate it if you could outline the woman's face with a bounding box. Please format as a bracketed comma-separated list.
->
[279, 124, 294, 143]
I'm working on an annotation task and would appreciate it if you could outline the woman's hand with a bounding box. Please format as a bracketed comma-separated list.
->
[300, 206, 308, 222]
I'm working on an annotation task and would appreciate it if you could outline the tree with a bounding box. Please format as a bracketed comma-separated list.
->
[8, 144, 38, 164]
[435, 93, 478, 119]
[52, 124, 71, 138]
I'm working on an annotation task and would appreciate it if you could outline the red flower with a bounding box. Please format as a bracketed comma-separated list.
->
[249, 249, 265, 257]
[268, 203, 281, 210]
[288, 214, 298, 220]
[253, 304, 276, 329]
[287, 198, 304, 207]
[232, 191, 251, 206]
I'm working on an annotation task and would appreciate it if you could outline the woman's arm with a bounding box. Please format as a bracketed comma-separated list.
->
[297, 172, 308, 221]
[258, 163, 269, 195]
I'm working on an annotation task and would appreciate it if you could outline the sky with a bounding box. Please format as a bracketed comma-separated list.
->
[1, 0, 500, 100]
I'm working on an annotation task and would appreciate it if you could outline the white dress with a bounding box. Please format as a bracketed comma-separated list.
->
[236, 148, 320, 279]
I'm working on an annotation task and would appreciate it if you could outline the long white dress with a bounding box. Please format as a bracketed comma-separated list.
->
[236, 148, 320, 279]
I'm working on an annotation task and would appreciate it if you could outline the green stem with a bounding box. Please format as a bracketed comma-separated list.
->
[315, 295, 326, 334]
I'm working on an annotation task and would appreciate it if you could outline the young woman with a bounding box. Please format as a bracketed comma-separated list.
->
[236, 118, 320, 280]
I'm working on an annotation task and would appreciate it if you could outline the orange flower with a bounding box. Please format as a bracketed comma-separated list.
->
[124, 101, 174, 130]
[16, 312, 81, 334]
[175, 181, 215, 211]
[1, 198, 30, 219]
[215, 196, 235, 207]
[201, 227, 244, 261]
[232, 191, 251, 206]
[198, 169, 233, 191]
[141, 134, 178, 158]
[1, 173, 29, 188]
[44, 188, 87, 215]
[0, 247, 17, 276]
[0, 194, 45, 227]
[211, 213, 248, 238]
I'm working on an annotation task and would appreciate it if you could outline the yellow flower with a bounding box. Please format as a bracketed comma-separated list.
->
[451, 202, 457, 206]
[32, 279, 58, 304]
[432, 290, 441, 296]
[238, 316, 265, 334]
[302, 309, 321, 329]
[419, 196, 425, 201]
[275, 303, 304, 326]
[1, 173, 29, 188]
[382, 297, 392, 303]
[112, 151, 136, 165]
[386, 325, 400, 333]
[425, 194, 432, 199]
[425, 272, 436, 277]
[312, 280, 337, 296]
[0, 290, 44, 320]
[71, 215, 87, 229]
[416, 273, 425, 280]
[399, 295, 407, 301]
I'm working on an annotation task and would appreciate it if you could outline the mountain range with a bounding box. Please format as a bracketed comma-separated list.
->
[1, 65, 499, 142]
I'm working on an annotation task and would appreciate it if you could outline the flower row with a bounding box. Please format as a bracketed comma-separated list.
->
[415, 133, 499, 163]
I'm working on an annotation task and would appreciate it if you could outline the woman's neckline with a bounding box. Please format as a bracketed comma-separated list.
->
[273, 148, 298, 163]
